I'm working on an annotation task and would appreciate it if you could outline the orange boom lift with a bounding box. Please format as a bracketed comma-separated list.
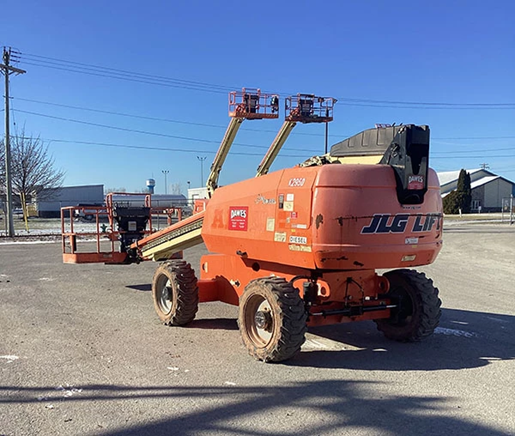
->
[62, 89, 442, 362]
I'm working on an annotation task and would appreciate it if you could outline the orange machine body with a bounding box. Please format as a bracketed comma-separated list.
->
[198, 163, 442, 325]
[202, 163, 442, 270]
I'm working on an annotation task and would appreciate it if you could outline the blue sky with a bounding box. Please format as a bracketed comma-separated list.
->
[2, 0, 514, 194]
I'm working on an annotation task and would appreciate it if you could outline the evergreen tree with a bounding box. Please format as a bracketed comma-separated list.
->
[457, 169, 472, 213]
[443, 190, 460, 214]
[443, 169, 472, 214]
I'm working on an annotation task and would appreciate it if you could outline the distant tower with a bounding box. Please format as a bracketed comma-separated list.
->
[146, 178, 156, 194]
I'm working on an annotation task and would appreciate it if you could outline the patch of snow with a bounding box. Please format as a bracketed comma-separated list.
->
[0, 240, 57, 245]
[0, 355, 19, 363]
[56, 385, 83, 397]
[434, 327, 476, 338]
[486, 316, 509, 324]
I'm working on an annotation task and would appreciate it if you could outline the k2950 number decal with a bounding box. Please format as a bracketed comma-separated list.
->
[361, 213, 441, 234]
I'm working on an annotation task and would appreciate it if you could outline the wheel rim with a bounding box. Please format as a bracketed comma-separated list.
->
[244, 295, 274, 347]
[158, 278, 173, 314]
[391, 286, 414, 326]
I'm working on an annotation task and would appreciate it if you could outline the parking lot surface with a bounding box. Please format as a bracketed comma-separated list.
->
[1, 223, 514, 435]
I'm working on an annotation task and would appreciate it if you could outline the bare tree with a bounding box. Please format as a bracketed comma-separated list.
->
[0, 130, 65, 209]
[170, 182, 182, 195]
[104, 187, 127, 194]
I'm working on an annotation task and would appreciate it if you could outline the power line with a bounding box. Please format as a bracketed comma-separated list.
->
[431, 154, 515, 159]
[18, 136, 304, 158]
[13, 96, 336, 138]
[434, 136, 515, 140]
[20, 52, 515, 110]
[12, 108, 326, 153]
[14, 108, 222, 144]
[21, 60, 230, 94]
[14, 97, 515, 141]
[13, 133, 515, 160]
[341, 97, 515, 107]
[432, 146, 515, 155]
[15, 97, 231, 128]
[22, 53, 232, 91]
[13, 108, 515, 157]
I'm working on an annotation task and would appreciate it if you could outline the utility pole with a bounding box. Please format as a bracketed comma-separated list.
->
[324, 122, 329, 154]
[161, 170, 169, 194]
[1, 47, 26, 237]
[480, 163, 490, 170]
[324, 108, 329, 154]
[197, 156, 207, 187]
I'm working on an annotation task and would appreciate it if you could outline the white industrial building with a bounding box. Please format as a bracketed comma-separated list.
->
[438, 169, 515, 212]
[36, 185, 104, 217]
[187, 187, 209, 203]
[34, 185, 189, 217]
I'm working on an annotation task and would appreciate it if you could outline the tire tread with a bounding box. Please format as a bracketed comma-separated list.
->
[375, 269, 441, 342]
[239, 277, 307, 362]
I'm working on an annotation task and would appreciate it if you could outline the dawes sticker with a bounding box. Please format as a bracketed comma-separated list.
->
[229, 207, 248, 231]
[408, 175, 425, 190]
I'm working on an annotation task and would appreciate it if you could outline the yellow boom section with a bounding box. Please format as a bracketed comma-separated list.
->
[132, 212, 205, 262]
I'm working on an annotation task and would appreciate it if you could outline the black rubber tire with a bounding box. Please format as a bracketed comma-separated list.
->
[238, 277, 307, 363]
[152, 260, 198, 326]
[375, 269, 441, 342]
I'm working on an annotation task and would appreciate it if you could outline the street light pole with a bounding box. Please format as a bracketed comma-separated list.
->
[161, 170, 169, 195]
[197, 156, 207, 187]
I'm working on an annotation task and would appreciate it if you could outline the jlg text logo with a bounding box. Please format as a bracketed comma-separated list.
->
[361, 213, 440, 234]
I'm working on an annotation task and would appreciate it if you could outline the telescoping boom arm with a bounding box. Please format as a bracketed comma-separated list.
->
[255, 94, 336, 177]
[206, 117, 244, 196]
[206, 88, 279, 197]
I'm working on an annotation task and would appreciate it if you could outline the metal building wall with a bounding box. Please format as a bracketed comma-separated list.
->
[36, 185, 104, 217]
[484, 179, 513, 210]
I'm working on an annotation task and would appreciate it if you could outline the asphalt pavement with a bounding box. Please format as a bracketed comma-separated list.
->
[1, 223, 514, 435]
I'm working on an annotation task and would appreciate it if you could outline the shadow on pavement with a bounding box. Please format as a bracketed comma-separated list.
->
[125, 284, 152, 292]
[289, 308, 514, 371]
[0, 379, 511, 435]
[186, 317, 238, 330]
